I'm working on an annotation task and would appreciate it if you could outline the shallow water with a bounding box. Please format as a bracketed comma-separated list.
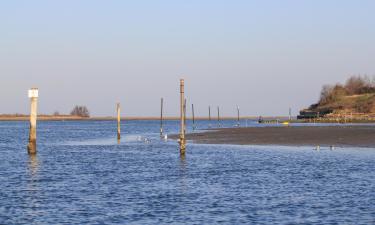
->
[0, 120, 374, 224]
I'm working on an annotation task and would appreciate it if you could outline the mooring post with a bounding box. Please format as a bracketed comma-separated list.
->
[192, 103, 196, 130]
[217, 106, 221, 127]
[208, 106, 211, 128]
[160, 98, 164, 137]
[117, 103, 121, 141]
[237, 105, 240, 127]
[179, 79, 186, 154]
[27, 88, 38, 154]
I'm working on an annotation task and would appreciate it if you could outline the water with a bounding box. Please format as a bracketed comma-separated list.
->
[0, 120, 374, 224]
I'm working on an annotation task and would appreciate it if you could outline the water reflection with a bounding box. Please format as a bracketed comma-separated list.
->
[28, 154, 39, 177]
[179, 153, 187, 171]
[26, 154, 42, 220]
[178, 153, 188, 192]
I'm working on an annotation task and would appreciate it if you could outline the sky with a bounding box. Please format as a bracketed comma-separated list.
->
[1, 0, 375, 117]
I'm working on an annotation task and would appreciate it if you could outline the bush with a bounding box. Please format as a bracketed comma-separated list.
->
[353, 94, 375, 113]
[319, 84, 347, 104]
[70, 106, 90, 117]
[319, 75, 375, 105]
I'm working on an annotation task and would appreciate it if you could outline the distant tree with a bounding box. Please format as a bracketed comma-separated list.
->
[345, 75, 375, 95]
[331, 84, 347, 100]
[53, 111, 60, 116]
[70, 106, 90, 117]
[319, 85, 334, 104]
[319, 84, 347, 105]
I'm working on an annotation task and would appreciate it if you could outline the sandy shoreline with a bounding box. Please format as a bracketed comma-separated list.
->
[173, 126, 375, 148]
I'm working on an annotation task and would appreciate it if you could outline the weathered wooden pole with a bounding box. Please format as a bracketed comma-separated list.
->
[27, 88, 38, 154]
[217, 106, 221, 127]
[179, 79, 186, 154]
[208, 106, 211, 128]
[237, 105, 240, 127]
[117, 103, 121, 141]
[192, 103, 196, 130]
[160, 98, 164, 137]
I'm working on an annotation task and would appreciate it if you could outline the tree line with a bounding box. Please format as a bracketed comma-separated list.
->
[319, 75, 375, 105]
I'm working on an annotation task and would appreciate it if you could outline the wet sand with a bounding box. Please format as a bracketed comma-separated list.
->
[177, 126, 375, 148]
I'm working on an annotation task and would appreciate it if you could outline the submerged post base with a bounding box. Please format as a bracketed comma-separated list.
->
[27, 141, 36, 155]
[178, 138, 186, 155]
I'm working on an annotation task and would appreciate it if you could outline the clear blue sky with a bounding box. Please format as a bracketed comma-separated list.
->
[1, 0, 374, 116]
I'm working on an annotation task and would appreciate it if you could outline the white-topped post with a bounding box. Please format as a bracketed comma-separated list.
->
[27, 88, 38, 154]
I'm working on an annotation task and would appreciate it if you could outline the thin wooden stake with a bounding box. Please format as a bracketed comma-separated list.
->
[208, 106, 211, 128]
[179, 79, 186, 154]
[192, 103, 196, 130]
[237, 106, 240, 127]
[217, 106, 221, 127]
[160, 98, 164, 137]
[117, 103, 121, 141]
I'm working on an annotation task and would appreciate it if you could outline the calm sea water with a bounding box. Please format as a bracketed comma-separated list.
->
[0, 120, 374, 224]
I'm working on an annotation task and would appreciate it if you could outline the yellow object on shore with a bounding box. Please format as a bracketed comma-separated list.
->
[282, 122, 290, 125]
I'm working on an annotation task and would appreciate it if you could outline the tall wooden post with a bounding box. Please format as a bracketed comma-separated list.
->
[192, 103, 196, 130]
[217, 106, 221, 127]
[160, 98, 164, 137]
[27, 88, 38, 154]
[179, 79, 186, 154]
[237, 106, 240, 127]
[117, 103, 121, 141]
[208, 106, 211, 128]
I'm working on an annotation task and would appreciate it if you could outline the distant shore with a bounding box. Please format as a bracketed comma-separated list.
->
[172, 126, 375, 148]
[0, 115, 285, 121]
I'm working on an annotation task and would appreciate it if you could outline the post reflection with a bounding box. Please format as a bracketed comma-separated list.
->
[178, 153, 188, 192]
[179, 153, 187, 171]
[26, 154, 41, 220]
[28, 154, 39, 177]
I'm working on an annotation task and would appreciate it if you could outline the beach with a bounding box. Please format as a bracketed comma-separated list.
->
[177, 125, 375, 148]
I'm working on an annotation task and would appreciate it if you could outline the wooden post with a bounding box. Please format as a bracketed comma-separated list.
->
[179, 79, 186, 154]
[192, 103, 196, 130]
[289, 107, 292, 121]
[208, 106, 211, 128]
[27, 88, 38, 154]
[217, 106, 221, 127]
[237, 105, 240, 127]
[117, 103, 121, 141]
[160, 98, 164, 137]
